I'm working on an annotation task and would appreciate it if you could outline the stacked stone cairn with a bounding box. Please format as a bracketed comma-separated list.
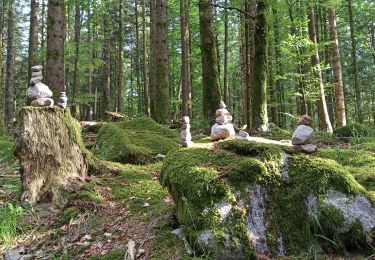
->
[291, 115, 317, 154]
[27, 65, 54, 107]
[181, 116, 193, 147]
[211, 101, 235, 141]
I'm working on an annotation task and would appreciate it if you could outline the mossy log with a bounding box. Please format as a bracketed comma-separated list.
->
[15, 107, 88, 205]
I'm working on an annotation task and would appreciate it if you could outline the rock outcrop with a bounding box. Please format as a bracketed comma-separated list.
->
[160, 140, 375, 258]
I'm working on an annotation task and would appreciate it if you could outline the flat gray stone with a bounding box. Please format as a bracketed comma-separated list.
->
[29, 75, 43, 85]
[31, 98, 54, 107]
[27, 82, 52, 99]
[31, 71, 42, 77]
[31, 65, 43, 72]
[211, 123, 235, 141]
[4, 250, 21, 260]
[291, 125, 314, 145]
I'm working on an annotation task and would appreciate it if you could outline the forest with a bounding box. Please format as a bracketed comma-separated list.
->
[0, 0, 375, 259]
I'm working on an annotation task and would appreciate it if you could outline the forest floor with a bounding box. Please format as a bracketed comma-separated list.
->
[0, 141, 190, 259]
[1, 123, 375, 259]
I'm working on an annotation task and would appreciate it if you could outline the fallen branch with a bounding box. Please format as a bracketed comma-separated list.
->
[0, 175, 19, 178]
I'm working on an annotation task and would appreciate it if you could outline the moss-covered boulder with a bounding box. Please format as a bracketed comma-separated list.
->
[160, 140, 375, 258]
[333, 123, 375, 138]
[94, 117, 180, 164]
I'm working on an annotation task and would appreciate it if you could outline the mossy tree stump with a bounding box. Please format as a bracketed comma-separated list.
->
[15, 107, 88, 206]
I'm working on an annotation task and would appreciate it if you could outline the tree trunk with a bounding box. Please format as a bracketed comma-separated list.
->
[223, 0, 229, 107]
[151, 0, 169, 124]
[5, 0, 16, 126]
[348, 0, 362, 123]
[199, 0, 221, 121]
[180, 0, 192, 118]
[45, 0, 65, 99]
[15, 107, 88, 206]
[28, 0, 39, 81]
[328, 7, 346, 127]
[135, 0, 142, 114]
[118, 0, 124, 113]
[72, 1, 81, 119]
[0, 0, 5, 118]
[102, 2, 111, 118]
[308, 5, 333, 133]
[41, 0, 46, 68]
[142, 0, 150, 116]
[251, 0, 268, 131]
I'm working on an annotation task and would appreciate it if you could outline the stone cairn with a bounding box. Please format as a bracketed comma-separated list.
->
[291, 115, 317, 154]
[27, 65, 54, 107]
[211, 101, 235, 141]
[181, 116, 193, 147]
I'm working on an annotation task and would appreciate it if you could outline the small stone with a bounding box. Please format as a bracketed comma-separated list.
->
[181, 123, 190, 130]
[239, 130, 249, 138]
[156, 154, 166, 161]
[171, 227, 185, 238]
[297, 115, 312, 126]
[291, 125, 314, 145]
[31, 98, 54, 107]
[104, 233, 112, 238]
[300, 144, 317, 154]
[31, 71, 43, 77]
[20, 254, 33, 260]
[31, 65, 43, 72]
[215, 108, 230, 117]
[181, 130, 192, 141]
[57, 92, 68, 109]
[215, 115, 229, 125]
[227, 115, 233, 123]
[235, 135, 250, 141]
[219, 101, 227, 109]
[4, 249, 22, 260]
[211, 123, 235, 141]
[29, 75, 43, 85]
[182, 116, 190, 124]
[27, 82, 53, 99]
[182, 140, 194, 147]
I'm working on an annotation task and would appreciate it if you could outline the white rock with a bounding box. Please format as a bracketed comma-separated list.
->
[239, 130, 249, 138]
[219, 101, 227, 109]
[211, 123, 235, 141]
[215, 115, 229, 125]
[227, 115, 233, 123]
[181, 130, 192, 141]
[31, 98, 54, 107]
[4, 250, 22, 260]
[29, 76, 43, 85]
[235, 135, 250, 141]
[31, 65, 43, 72]
[182, 116, 190, 124]
[215, 108, 230, 117]
[156, 154, 166, 161]
[181, 123, 190, 130]
[27, 82, 53, 99]
[31, 71, 43, 77]
[300, 144, 317, 154]
[171, 227, 184, 238]
[291, 125, 314, 145]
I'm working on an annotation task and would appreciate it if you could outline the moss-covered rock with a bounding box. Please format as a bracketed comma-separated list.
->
[333, 123, 375, 138]
[94, 117, 180, 164]
[160, 140, 375, 258]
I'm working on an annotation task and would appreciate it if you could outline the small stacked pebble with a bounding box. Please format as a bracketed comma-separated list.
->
[291, 115, 317, 154]
[57, 91, 68, 109]
[211, 101, 235, 141]
[27, 65, 54, 107]
[236, 129, 250, 141]
[181, 116, 193, 147]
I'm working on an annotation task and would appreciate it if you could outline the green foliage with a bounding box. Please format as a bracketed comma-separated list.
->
[258, 126, 292, 140]
[0, 135, 14, 163]
[95, 117, 179, 164]
[333, 123, 375, 138]
[60, 207, 80, 224]
[0, 203, 24, 247]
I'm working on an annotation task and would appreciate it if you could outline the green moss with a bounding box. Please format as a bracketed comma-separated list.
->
[60, 206, 80, 224]
[68, 183, 104, 203]
[333, 123, 375, 138]
[89, 249, 125, 260]
[95, 117, 179, 164]
[258, 126, 292, 140]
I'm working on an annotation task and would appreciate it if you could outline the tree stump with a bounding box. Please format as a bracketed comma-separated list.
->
[15, 107, 88, 206]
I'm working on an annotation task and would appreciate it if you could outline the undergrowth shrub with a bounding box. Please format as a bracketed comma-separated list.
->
[0, 203, 23, 248]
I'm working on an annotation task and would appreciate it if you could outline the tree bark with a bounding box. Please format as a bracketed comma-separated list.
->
[142, 0, 150, 116]
[151, 0, 169, 124]
[199, 0, 221, 121]
[5, 0, 16, 126]
[45, 0, 65, 99]
[102, 2, 111, 118]
[135, 0, 142, 114]
[72, 0, 81, 118]
[328, 7, 346, 127]
[223, 0, 229, 107]
[118, 0, 124, 113]
[308, 5, 333, 133]
[348, 0, 362, 123]
[15, 107, 88, 206]
[180, 0, 192, 117]
[28, 0, 39, 81]
[251, 0, 268, 131]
